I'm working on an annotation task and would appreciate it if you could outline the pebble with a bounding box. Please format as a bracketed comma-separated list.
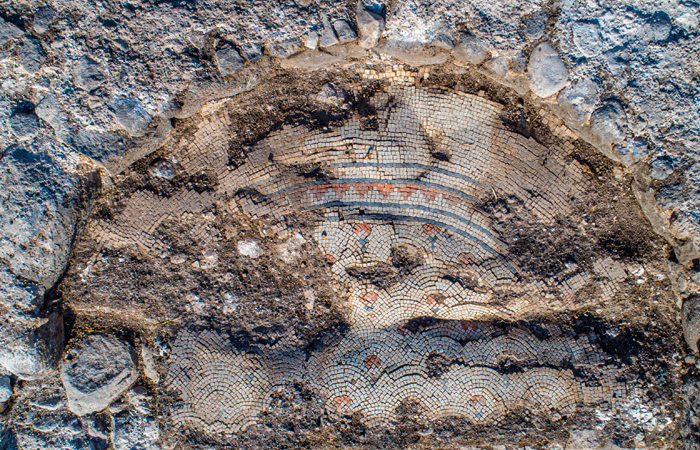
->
[527, 42, 568, 98]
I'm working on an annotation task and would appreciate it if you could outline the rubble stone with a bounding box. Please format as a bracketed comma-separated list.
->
[527, 42, 569, 98]
[356, 4, 384, 49]
[61, 335, 137, 416]
[216, 44, 245, 77]
[683, 295, 700, 352]
[590, 99, 627, 146]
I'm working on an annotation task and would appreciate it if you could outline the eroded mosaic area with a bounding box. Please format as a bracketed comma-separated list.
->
[85, 82, 659, 437]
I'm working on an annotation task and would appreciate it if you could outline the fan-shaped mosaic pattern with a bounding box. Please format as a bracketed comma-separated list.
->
[167, 328, 301, 435]
[309, 323, 624, 423]
[100, 81, 639, 435]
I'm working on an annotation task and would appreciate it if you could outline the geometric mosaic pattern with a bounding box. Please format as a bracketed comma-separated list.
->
[309, 322, 627, 424]
[91, 82, 639, 435]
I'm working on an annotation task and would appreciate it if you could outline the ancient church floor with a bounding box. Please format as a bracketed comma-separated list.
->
[56, 67, 682, 449]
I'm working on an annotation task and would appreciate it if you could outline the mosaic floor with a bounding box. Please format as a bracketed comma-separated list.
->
[89, 78, 643, 436]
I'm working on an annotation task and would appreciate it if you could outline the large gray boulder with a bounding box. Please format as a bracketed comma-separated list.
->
[0, 145, 81, 287]
[527, 42, 569, 98]
[61, 335, 138, 416]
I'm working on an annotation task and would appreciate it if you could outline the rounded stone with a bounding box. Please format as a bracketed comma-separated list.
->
[8, 112, 40, 141]
[61, 334, 137, 416]
[527, 42, 569, 98]
[590, 99, 627, 145]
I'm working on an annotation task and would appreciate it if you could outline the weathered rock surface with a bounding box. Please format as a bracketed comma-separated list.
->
[557, 77, 598, 123]
[110, 97, 152, 137]
[682, 376, 700, 450]
[356, 4, 384, 49]
[452, 34, 489, 66]
[590, 99, 628, 146]
[683, 295, 700, 352]
[111, 408, 160, 450]
[61, 335, 137, 416]
[216, 44, 245, 77]
[0, 18, 22, 46]
[527, 42, 569, 98]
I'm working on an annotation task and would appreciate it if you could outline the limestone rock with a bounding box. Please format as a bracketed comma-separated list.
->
[375, 40, 448, 66]
[452, 34, 489, 66]
[0, 145, 82, 287]
[110, 96, 152, 137]
[280, 50, 343, 69]
[572, 22, 604, 57]
[0, 374, 12, 403]
[333, 20, 357, 44]
[36, 94, 71, 141]
[216, 44, 245, 77]
[140, 345, 160, 383]
[239, 42, 263, 61]
[8, 111, 40, 141]
[266, 37, 302, 59]
[0, 18, 22, 46]
[73, 56, 107, 91]
[683, 295, 700, 352]
[238, 240, 262, 258]
[527, 42, 568, 98]
[613, 136, 649, 167]
[651, 157, 674, 181]
[33, 7, 57, 34]
[557, 77, 598, 123]
[111, 408, 160, 450]
[356, 4, 384, 49]
[319, 15, 339, 48]
[61, 335, 137, 416]
[590, 99, 627, 146]
[18, 37, 46, 74]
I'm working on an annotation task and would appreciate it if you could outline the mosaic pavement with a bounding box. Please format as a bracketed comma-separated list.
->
[92, 80, 639, 435]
